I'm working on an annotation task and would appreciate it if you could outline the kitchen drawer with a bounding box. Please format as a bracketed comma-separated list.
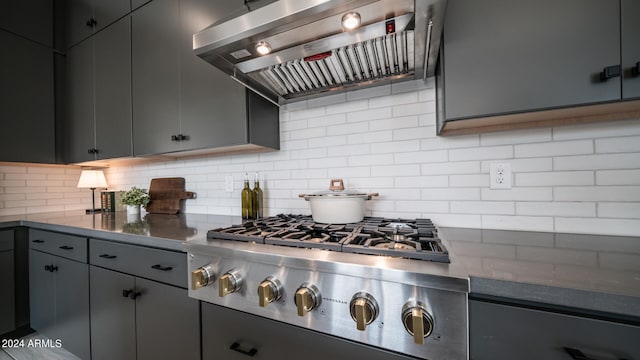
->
[29, 229, 87, 263]
[470, 299, 640, 360]
[89, 239, 187, 288]
[0, 229, 13, 251]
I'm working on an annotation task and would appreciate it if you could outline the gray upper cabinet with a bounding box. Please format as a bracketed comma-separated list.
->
[178, 0, 248, 151]
[0, 31, 55, 164]
[622, 0, 640, 99]
[65, 0, 130, 48]
[132, 0, 181, 156]
[442, 0, 621, 121]
[132, 0, 279, 157]
[64, 16, 132, 163]
[0, 0, 53, 47]
[94, 16, 133, 160]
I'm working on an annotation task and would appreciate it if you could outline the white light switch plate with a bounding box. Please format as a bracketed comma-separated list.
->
[225, 175, 234, 192]
[489, 162, 512, 189]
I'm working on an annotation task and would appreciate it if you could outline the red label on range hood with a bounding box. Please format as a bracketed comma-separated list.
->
[304, 51, 332, 62]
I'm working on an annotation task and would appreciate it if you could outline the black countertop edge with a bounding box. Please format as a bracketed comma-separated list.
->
[470, 277, 640, 323]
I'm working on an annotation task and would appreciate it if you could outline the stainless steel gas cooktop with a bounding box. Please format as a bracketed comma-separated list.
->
[185, 214, 467, 359]
[206, 214, 450, 263]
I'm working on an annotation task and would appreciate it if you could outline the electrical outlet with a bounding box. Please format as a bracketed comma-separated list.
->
[225, 175, 234, 192]
[489, 162, 512, 189]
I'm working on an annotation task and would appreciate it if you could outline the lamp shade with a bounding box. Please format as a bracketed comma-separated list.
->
[77, 170, 108, 189]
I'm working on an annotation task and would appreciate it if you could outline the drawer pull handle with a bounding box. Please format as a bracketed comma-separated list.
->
[230, 342, 257, 357]
[32, 239, 45, 243]
[99, 254, 117, 259]
[151, 264, 173, 271]
[564, 347, 629, 360]
[44, 265, 58, 272]
[59, 245, 74, 250]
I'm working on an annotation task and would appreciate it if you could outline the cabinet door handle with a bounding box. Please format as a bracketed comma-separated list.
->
[229, 342, 258, 357]
[129, 291, 142, 300]
[86, 18, 97, 28]
[44, 265, 58, 272]
[32, 239, 45, 243]
[564, 347, 629, 360]
[632, 61, 640, 77]
[99, 254, 117, 259]
[151, 264, 173, 271]
[59, 245, 74, 250]
[600, 65, 621, 81]
[122, 289, 133, 298]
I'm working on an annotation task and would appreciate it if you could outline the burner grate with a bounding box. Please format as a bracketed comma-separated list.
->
[207, 215, 449, 263]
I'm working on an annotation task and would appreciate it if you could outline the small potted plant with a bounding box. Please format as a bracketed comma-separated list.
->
[120, 187, 151, 216]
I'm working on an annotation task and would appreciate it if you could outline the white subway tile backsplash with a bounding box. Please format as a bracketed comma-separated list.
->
[422, 188, 480, 201]
[595, 136, 640, 153]
[348, 107, 392, 124]
[515, 140, 593, 158]
[515, 171, 594, 186]
[481, 188, 553, 201]
[450, 201, 514, 215]
[516, 202, 596, 217]
[482, 215, 554, 232]
[554, 186, 640, 201]
[553, 153, 640, 170]
[422, 161, 480, 175]
[596, 169, 640, 185]
[480, 128, 552, 146]
[1, 86, 638, 237]
[598, 203, 640, 219]
[449, 145, 513, 161]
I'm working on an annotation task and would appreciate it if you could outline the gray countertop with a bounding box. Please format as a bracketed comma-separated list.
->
[2, 211, 639, 320]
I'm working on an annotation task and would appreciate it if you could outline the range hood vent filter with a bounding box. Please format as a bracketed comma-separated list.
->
[252, 30, 415, 98]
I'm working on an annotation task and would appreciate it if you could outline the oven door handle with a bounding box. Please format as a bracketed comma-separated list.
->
[230, 342, 257, 357]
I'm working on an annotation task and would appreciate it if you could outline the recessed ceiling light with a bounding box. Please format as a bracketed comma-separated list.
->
[255, 41, 272, 55]
[341, 12, 361, 30]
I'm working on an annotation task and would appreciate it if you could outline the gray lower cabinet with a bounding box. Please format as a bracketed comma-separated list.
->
[469, 299, 640, 360]
[0, 230, 14, 335]
[201, 302, 413, 360]
[29, 249, 90, 360]
[64, 15, 132, 163]
[132, 0, 279, 156]
[0, 30, 55, 164]
[89, 239, 199, 360]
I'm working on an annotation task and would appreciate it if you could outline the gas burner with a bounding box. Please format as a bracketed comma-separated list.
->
[207, 215, 449, 263]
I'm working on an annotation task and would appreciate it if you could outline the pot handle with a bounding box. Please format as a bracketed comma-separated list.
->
[298, 194, 310, 201]
[329, 179, 345, 191]
[366, 193, 379, 200]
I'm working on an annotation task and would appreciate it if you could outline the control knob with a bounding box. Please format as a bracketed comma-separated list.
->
[191, 264, 215, 290]
[258, 276, 283, 307]
[349, 292, 379, 331]
[218, 269, 243, 297]
[294, 283, 321, 316]
[402, 301, 435, 345]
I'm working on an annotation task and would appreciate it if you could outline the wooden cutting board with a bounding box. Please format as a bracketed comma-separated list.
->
[146, 177, 196, 214]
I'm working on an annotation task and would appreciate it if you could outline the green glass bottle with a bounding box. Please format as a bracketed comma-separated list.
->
[252, 172, 263, 219]
[241, 173, 254, 220]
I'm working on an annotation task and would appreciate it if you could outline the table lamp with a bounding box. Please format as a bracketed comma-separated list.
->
[77, 169, 108, 213]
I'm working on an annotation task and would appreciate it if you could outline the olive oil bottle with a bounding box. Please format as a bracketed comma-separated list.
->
[252, 173, 263, 219]
[241, 173, 254, 220]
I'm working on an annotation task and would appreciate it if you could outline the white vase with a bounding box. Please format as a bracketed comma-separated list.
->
[126, 205, 140, 216]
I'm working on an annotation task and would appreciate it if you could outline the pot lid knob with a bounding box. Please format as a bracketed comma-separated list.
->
[329, 179, 345, 191]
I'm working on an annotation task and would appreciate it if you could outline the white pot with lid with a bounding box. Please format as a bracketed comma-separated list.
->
[299, 179, 379, 224]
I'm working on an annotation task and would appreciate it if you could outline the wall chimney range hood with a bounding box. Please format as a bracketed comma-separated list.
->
[194, 0, 447, 105]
